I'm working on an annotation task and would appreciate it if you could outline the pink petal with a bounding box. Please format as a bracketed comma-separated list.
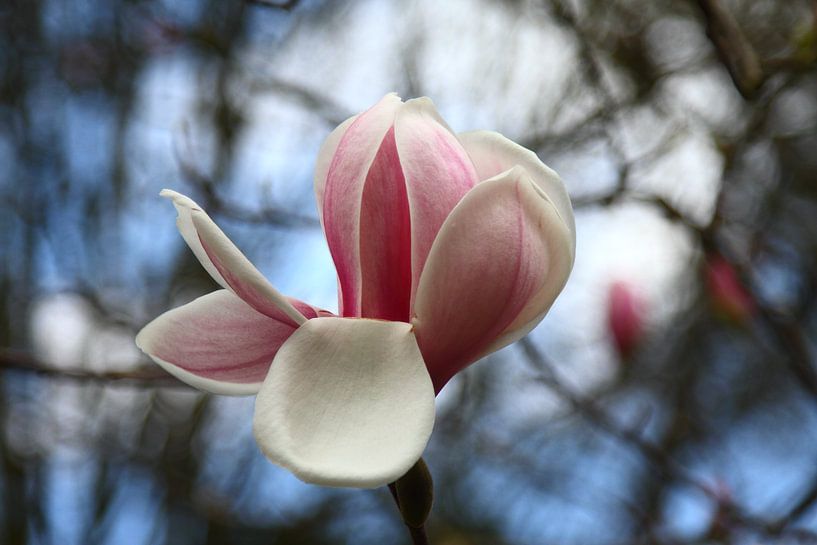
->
[321, 93, 403, 316]
[287, 298, 335, 320]
[135, 290, 299, 395]
[458, 130, 576, 259]
[411, 167, 574, 392]
[160, 190, 307, 327]
[314, 113, 359, 221]
[358, 126, 412, 321]
[394, 98, 478, 308]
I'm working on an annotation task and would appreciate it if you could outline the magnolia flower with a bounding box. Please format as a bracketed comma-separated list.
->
[136, 93, 575, 488]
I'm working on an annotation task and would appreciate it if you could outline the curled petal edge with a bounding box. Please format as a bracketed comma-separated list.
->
[160, 189, 307, 327]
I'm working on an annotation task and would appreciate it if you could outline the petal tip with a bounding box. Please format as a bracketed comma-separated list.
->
[134, 327, 147, 352]
[402, 96, 440, 119]
[404, 96, 434, 107]
[160, 189, 200, 212]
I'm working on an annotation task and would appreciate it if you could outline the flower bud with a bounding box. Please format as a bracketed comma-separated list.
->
[705, 255, 755, 325]
[607, 281, 644, 360]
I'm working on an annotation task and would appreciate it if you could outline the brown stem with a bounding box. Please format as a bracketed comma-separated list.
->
[388, 483, 431, 545]
[696, 0, 764, 97]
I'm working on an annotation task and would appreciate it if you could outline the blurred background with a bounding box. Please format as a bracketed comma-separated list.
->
[2, 0, 817, 543]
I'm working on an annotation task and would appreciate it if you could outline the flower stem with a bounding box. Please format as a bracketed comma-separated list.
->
[389, 483, 431, 545]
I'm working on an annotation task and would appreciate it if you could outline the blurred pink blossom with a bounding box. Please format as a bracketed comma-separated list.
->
[607, 281, 645, 360]
[705, 255, 755, 325]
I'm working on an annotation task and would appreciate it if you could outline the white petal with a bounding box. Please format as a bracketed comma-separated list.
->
[253, 317, 435, 488]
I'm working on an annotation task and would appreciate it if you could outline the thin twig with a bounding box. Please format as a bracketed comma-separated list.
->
[245, 0, 299, 11]
[518, 338, 817, 541]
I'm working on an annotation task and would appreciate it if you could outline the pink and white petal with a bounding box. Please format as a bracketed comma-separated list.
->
[160, 189, 228, 288]
[136, 290, 299, 396]
[253, 317, 435, 488]
[458, 130, 576, 259]
[313, 113, 358, 218]
[322, 93, 403, 316]
[394, 98, 478, 306]
[288, 298, 334, 320]
[412, 167, 574, 392]
[358, 126, 413, 321]
[160, 190, 307, 327]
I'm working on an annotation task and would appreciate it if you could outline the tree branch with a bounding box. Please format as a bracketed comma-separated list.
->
[0, 349, 187, 388]
[696, 0, 764, 97]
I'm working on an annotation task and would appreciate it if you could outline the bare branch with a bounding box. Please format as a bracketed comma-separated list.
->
[696, 0, 764, 97]
[0, 349, 188, 388]
[246, 0, 300, 11]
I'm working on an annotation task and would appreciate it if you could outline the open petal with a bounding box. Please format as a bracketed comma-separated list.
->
[412, 168, 574, 392]
[159, 190, 228, 287]
[395, 98, 478, 306]
[322, 94, 403, 317]
[160, 189, 306, 327]
[458, 130, 576, 259]
[253, 317, 435, 488]
[136, 290, 298, 395]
